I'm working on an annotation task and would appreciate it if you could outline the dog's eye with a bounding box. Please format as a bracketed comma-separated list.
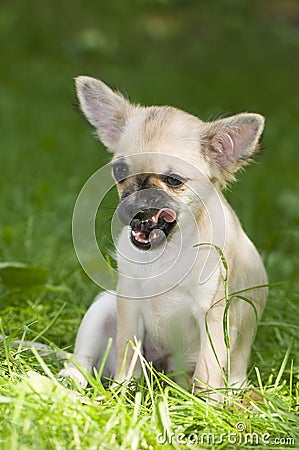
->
[163, 174, 184, 188]
[112, 162, 129, 183]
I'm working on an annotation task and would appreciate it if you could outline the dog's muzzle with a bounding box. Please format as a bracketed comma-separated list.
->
[130, 208, 176, 250]
[117, 188, 177, 250]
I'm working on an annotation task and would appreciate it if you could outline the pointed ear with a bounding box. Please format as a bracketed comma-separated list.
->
[202, 113, 265, 178]
[75, 76, 135, 149]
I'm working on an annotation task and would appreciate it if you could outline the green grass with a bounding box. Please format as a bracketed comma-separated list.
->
[0, 0, 299, 448]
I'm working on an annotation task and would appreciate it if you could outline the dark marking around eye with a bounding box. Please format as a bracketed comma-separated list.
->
[112, 160, 129, 183]
[161, 174, 185, 188]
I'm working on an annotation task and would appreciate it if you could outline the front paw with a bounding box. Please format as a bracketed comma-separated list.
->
[59, 367, 88, 388]
[192, 378, 225, 406]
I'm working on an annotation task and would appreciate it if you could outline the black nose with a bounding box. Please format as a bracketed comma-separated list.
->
[117, 198, 154, 226]
[117, 189, 171, 226]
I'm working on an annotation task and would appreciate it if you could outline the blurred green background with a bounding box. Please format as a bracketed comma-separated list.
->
[0, 0, 298, 373]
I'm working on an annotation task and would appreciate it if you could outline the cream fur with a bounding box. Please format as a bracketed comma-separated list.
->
[60, 77, 268, 401]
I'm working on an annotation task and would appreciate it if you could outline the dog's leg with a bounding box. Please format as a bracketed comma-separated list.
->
[59, 291, 117, 387]
[228, 298, 263, 389]
[114, 297, 143, 384]
[192, 301, 228, 401]
[193, 295, 265, 402]
[229, 345, 251, 389]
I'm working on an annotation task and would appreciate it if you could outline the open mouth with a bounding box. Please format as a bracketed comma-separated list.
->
[130, 208, 177, 250]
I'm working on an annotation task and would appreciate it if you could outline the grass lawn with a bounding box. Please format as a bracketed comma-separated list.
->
[0, 0, 298, 448]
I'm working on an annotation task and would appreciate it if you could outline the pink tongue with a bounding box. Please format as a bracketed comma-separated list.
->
[151, 208, 176, 223]
[131, 209, 176, 245]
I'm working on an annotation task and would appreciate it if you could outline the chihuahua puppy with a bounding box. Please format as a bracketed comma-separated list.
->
[60, 76, 267, 397]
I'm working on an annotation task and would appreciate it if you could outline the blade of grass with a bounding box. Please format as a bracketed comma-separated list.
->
[274, 341, 292, 391]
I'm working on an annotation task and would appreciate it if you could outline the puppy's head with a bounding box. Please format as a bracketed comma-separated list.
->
[76, 76, 264, 250]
